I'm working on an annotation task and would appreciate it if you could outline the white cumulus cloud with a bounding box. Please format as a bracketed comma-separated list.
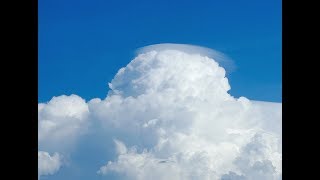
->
[92, 45, 282, 179]
[38, 151, 62, 178]
[38, 44, 281, 180]
[38, 94, 89, 151]
[38, 94, 89, 178]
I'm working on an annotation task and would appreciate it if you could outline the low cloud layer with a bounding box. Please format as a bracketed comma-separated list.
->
[38, 44, 281, 180]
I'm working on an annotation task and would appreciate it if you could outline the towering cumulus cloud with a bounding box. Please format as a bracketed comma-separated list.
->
[38, 44, 281, 180]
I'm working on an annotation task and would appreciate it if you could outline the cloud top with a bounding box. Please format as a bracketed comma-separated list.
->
[137, 43, 235, 73]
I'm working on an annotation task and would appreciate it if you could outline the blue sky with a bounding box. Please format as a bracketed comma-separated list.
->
[39, 0, 282, 103]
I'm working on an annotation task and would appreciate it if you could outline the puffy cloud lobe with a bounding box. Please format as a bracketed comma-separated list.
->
[38, 44, 281, 180]
[38, 151, 62, 178]
[108, 50, 231, 99]
[222, 133, 281, 180]
[38, 94, 89, 151]
[98, 145, 187, 180]
[38, 95, 89, 178]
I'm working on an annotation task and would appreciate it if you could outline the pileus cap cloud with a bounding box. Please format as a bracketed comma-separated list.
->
[137, 43, 235, 73]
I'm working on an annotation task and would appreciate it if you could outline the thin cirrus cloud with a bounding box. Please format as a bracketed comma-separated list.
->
[38, 44, 281, 180]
